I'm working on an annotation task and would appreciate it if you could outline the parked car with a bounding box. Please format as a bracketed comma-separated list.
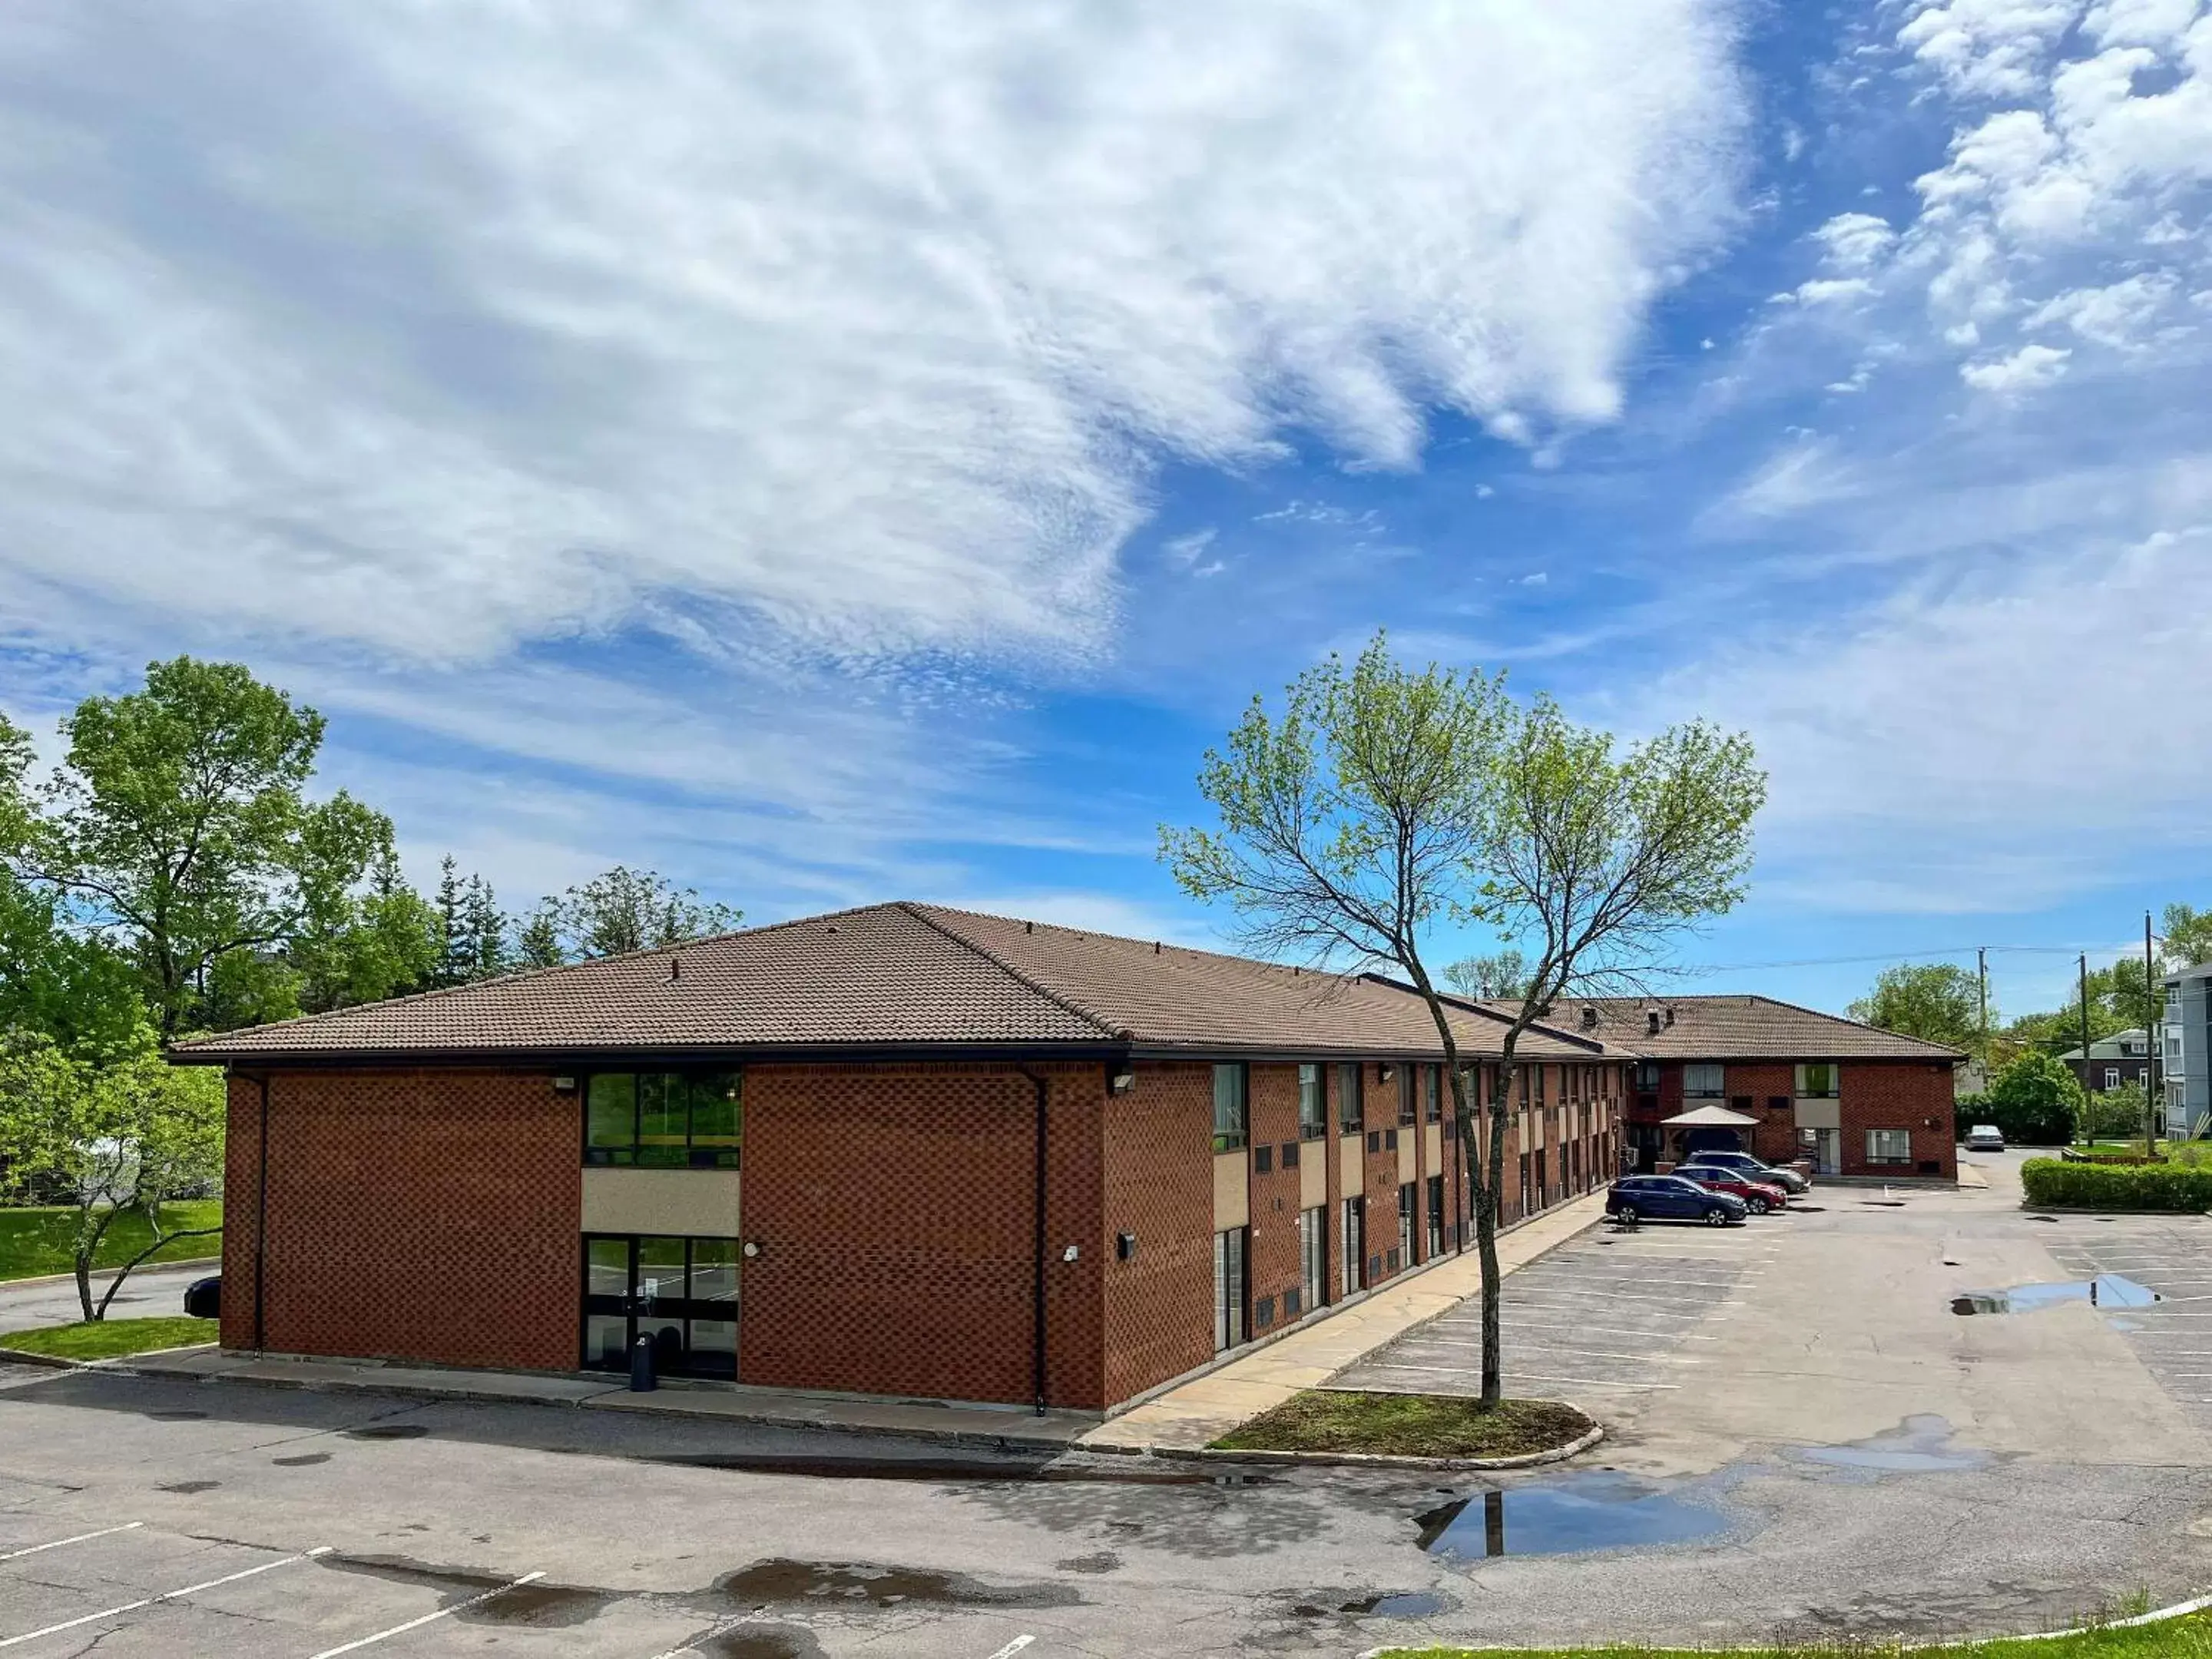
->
[183, 1276, 220, 1320]
[1606, 1174, 1748, 1227]
[1964, 1124, 2005, 1151]
[1674, 1164, 1790, 1214]
[1684, 1147, 1810, 1194]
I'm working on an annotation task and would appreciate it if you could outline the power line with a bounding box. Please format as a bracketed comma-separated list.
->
[1645, 942, 2152, 976]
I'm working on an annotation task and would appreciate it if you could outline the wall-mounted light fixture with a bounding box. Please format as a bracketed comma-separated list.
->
[1378, 1064, 1395, 1083]
[1107, 1068, 1136, 1096]
[1061, 1244, 1079, 1263]
[1115, 1231, 1137, 1261]
[741, 1240, 762, 1259]
[552, 1075, 578, 1094]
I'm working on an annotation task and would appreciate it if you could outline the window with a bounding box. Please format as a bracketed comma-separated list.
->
[2104, 1066, 2121, 1090]
[1336, 1062, 1364, 1134]
[1423, 1065, 1442, 1123]
[1280, 1141, 1300, 1169]
[1398, 1182, 1416, 1266]
[1535, 1065, 1546, 1106]
[1299, 1206, 1326, 1312]
[1684, 1062, 1724, 1098]
[580, 1233, 740, 1378]
[1213, 1228, 1248, 1352]
[1397, 1068, 1416, 1127]
[1341, 1197, 1365, 1295]
[585, 1072, 742, 1168]
[1866, 1128, 1912, 1164]
[1635, 1060, 1660, 1092]
[1211, 1063, 1249, 1152]
[1253, 1143, 1272, 1174]
[1795, 1062, 1839, 1098]
[1426, 1173, 1444, 1258]
[1297, 1064, 1327, 1139]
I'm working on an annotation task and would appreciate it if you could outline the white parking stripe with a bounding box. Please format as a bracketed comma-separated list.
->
[0, 1524, 142, 1563]
[985, 1638, 1036, 1659]
[306, 1571, 545, 1657]
[1502, 1372, 1680, 1390]
[0, 1545, 329, 1649]
[1505, 1301, 1712, 1321]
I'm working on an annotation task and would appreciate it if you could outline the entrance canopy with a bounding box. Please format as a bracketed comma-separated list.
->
[1660, 1104, 1760, 1128]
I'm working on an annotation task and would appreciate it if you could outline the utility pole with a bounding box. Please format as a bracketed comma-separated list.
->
[1977, 947, 1989, 1075]
[2079, 952, 2091, 1151]
[2146, 912, 2161, 1151]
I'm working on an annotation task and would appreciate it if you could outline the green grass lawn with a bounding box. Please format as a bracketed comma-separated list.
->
[1376, 1608, 2212, 1659]
[0, 1316, 218, 1361]
[1211, 1391, 1594, 1459]
[0, 1200, 222, 1282]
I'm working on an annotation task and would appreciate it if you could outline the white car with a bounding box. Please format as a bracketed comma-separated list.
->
[1964, 1124, 2005, 1151]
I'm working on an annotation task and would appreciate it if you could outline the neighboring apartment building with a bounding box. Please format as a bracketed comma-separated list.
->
[1561, 996, 1962, 1181]
[2161, 965, 2212, 1139]
[2056, 1027, 2159, 1096]
[174, 902, 1629, 1414]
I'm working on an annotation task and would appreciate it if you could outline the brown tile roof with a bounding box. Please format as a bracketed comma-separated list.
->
[1519, 994, 1964, 1062]
[171, 901, 1614, 1065]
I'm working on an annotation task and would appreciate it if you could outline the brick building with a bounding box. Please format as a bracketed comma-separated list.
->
[2055, 1027, 2157, 1096]
[1566, 995, 1962, 1181]
[174, 902, 1629, 1415]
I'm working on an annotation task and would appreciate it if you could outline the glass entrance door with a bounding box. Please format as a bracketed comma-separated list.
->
[1812, 1128, 1841, 1176]
[581, 1234, 740, 1379]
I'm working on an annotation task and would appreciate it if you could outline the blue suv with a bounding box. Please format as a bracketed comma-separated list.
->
[1607, 1174, 1748, 1227]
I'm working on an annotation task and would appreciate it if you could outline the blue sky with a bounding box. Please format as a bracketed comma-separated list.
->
[2, 0, 2209, 1022]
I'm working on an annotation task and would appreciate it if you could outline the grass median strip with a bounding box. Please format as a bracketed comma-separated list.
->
[1210, 1390, 1594, 1459]
[1375, 1609, 2212, 1658]
[0, 1316, 217, 1360]
[0, 1201, 223, 1281]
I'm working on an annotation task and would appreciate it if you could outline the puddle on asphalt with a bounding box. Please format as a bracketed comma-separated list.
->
[271, 1452, 329, 1466]
[320, 1555, 610, 1626]
[157, 1479, 220, 1493]
[1414, 1471, 1732, 1559]
[1951, 1275, 2161, 1316]
[1293, 1590, 1449, 1618]
[641, 1452, 1269, 1487]
[718, 1558, 1080, 1611]
[1790, 1414, 1988, 1475]
[148, 1409, 207, 1421]
[701, 1627, 824, 1659]
[343, 1422, 430, 1440]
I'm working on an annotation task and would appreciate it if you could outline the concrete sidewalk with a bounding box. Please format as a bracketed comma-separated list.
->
[1082, 1189, 1608, 1454]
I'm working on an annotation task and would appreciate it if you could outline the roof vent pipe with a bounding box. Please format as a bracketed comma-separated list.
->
[1581, 1005, 1598, 1028]
[1647, 1009, 1661, 1035]
[1664, 1006, 1675, 1027]
[670, 957, 681, 982]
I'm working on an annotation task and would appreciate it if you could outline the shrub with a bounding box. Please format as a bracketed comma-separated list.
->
[1955, 1089, 2073, 1147]
[2022, 1157, 2212, 1212]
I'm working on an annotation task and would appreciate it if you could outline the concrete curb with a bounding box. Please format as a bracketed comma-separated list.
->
[0, 1258, 220, 1293]
[1121, 1419, 1605, 1472]
[0, 1340, 219, 1374]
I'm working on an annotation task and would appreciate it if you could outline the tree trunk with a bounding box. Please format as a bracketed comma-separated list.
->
[1482, 1050, 1518, 1408]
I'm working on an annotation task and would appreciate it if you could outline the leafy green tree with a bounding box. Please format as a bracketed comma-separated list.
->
[2164, 902, 2212, 969]
[1849, 962, 1983, 1053]
[0, 1027, 224, 1320]
[0, 875, 144, 1059]
[522, 866, 743, 965]
[2081, 1081, 2152, 1143]
[1985, 1049, 2084, 1144]
[1444, 949, 1530, 1002]
[19, 658, 424, 1033]
[1162, 633, 1763, 1408]
[432, 856, 509, 985]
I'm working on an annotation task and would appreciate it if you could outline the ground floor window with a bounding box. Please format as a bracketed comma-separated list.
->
[1518, 1152, 1531, 1218]
[1397, 1182, 1416, 1266]
[1213, 1227, 1248, 1353]
[1535, 1148, 1548, 1208]
[1426, 1174, 1444, 1259]
[1299, 1206, 1326, 1313]
[581, 1233, 739, 1379]
[1341, 1197, 1365, 1297]
[1866, 1128, 1912, 1165]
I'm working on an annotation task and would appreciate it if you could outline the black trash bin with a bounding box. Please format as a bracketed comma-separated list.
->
[629, 1332, 657, 1392]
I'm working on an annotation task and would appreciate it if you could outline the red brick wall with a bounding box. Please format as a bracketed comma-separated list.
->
[1841, 1062, 1958, 1179]
[742, 1061, 1108, 1409]
[1101, 1063, 1214, 1406]
[217, 1069, 576, 1369]
[1247, 1065, 1302, 1330]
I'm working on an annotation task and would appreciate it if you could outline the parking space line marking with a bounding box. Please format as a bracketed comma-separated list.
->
[1502, 1373, 1678, 1390]
[1525, 1272, 1742, 1290]
[306, 1570, 545, 1657]
[1504, 1302, 1712, 1320]
[985, 1638, 1036, 1659]
[0, 1545, 329, 1649]
[0, 1524, 142, 1563]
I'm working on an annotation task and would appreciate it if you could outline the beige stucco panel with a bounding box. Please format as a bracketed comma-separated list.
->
[1423, 1123, 1443, 1173]
[581, 1168, 742, 1237]
[1396, 1128, 1416, 1182]
[1300, 1144, 1326, 1209]
[1793, 1098, 1842, 1131]
[1214, 1150, 1249, 1230]
[1338, 1134, 1362, 1194]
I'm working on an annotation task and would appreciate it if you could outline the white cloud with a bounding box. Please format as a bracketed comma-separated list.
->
[0, 0, 1748, 671]
[1960, 339, 2073, 388]
[2027, 271, 2181, 346]
[1896, 0, 2081, 99]
[1811, 212, 1899, 271]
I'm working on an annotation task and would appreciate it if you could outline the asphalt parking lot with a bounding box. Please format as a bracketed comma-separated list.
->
[2036, 1213, 2212, 1423]
[1336, 1216, 1776, 1405]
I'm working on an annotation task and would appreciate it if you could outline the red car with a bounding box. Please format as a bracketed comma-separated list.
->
[1674, 1164, 1789, 1214]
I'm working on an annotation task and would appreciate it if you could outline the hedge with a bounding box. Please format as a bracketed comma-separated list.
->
[1955, 1092, 2074, 1147]
[2021, 1157, 2212, 1212]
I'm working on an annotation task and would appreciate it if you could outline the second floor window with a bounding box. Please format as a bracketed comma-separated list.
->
[1297, 1064, 1327, 1138]
[1423, 1065, 1442, 1123]
[1212, 1063, 1249, 1152]
[1635, 1060, 1659, 1093]
[586, 1071, 742, 1168]
[1795, 1062, 1839, 1098]
[1683, 1063, 1724, 1098]
[1336, 1061, 1363, 1134]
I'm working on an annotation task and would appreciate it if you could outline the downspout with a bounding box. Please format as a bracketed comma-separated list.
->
[1016, 1068, 1049, 1416]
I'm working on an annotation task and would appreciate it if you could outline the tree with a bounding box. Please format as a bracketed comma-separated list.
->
[522, 866, 743, 965]
[2081, 1081, 2151, 1144]
[1849, 962, 1983, 1052]
[1444, 949, 1531, 1002]
[1985, 1049, 2084, 1144]
[431, 856, 510, 986]
[20, 658, 419, 1035]
[2164, 902, 2212, 969]
[0, 875, 144, 1059]
[0, 1028, 224, 1321]
[1162, 634, 1763, 1408]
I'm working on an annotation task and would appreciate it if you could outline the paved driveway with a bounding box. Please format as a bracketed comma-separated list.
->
[0, 1262, 212, 1330]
